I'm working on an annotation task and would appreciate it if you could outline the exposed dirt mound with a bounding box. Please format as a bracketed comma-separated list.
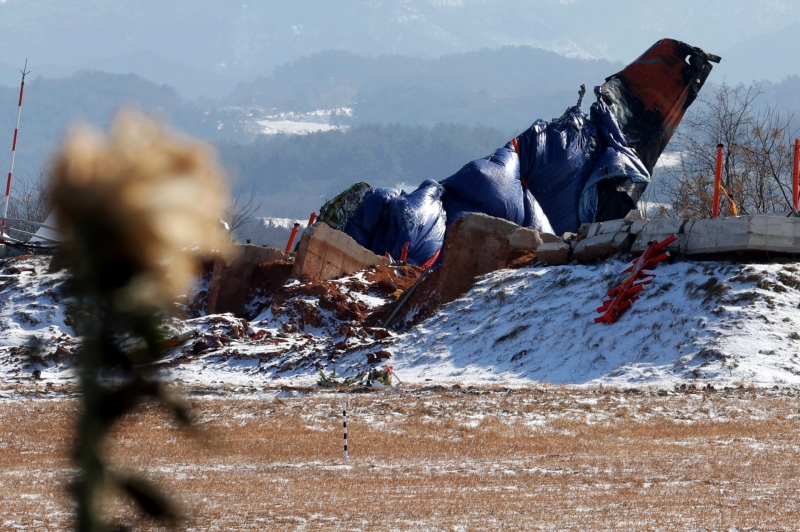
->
[506, 249, 539, 270]
[157, 263, 431, 379]
[266, 264, 424, 330]
[376, 251, 539, 329]
[246, 259, 295, 319]
[384, 267, 443, 330]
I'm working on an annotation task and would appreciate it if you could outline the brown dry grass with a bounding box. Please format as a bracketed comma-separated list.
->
[3, 385, 800, 530]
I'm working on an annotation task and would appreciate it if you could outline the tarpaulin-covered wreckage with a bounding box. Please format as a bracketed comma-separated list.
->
[319, 39, 721, 266]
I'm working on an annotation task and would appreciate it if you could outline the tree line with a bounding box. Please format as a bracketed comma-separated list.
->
[216, 123, 511, 219]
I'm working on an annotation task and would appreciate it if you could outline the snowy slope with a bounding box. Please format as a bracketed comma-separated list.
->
[178, 259, 800, 388]
[3, 253, 800, 388]
[232, 217, 306, 248]
[0, 256, 73, 346]
[0, 255, 77, 382]
[387, 261, 800, 387]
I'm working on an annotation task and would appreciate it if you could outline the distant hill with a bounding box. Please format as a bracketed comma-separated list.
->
[217, 123, 511, 218]
[2, 0, 800, 99]
[74, 51, 233, 102]
[228, 47, 620, 108]
[761, 76, 800, 111]
[722, 24, 800, 85]
[0, 47, 623, 180]
[0, 71, 248, 180]
[227, 47, 622, 133]
[5, 48, 800, 221]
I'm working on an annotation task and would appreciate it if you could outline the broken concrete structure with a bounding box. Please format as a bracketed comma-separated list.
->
[572, 232, 635, 263]
[685, 216, 800, 255]
[535, 241, 572, 265]
[209, 211, 800, 321]
[292, 222, 389, 281]
[434, 213, 556, 303]
[630, 218, 690, 255]
[207, 244, 287, 315]
[540, 214, 800, 265]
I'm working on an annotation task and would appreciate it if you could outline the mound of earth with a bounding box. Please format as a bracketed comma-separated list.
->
[4, 251, 800, 389]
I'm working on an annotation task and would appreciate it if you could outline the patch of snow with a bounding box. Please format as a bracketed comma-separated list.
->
[388, 261, 800, 387]
[5, 252, 800, 390]
[232, 216, 305, 247]
[219, 106, 352, 138]
[254, 120, 342, 136]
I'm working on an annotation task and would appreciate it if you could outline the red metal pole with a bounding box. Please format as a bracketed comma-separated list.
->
[285, 223, 300, 253]
[712, 144, 723, 218]
[400, 241, 410, 263]
[1, 60, 29, 239]
[307, 212, 317, 227]
[793, 138, 799, 212]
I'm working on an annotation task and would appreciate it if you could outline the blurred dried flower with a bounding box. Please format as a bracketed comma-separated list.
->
[52, 112, 231, 531]
[51, 111, 229, 312]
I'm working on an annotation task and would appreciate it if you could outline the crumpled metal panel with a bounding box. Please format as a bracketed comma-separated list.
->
[600, 38, 721, 175]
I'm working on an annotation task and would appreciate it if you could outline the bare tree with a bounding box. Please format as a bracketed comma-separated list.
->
[738, 105, 796, 211]
[225, 184, 264, 235]
[5, 171, 51, 240]
[664, 82, 798, 218]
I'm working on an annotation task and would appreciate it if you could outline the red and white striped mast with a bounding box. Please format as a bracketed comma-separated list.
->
[1, 59, 30, 240]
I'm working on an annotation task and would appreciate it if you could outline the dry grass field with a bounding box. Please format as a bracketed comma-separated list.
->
[2, 383, 800, 530]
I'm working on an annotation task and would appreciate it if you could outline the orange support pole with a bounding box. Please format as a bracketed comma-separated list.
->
[793, 139, 799, 212]
[400, 241, 410, 263]
[712, 144, 723, 218]
[307, 212, 317, 227]
[285, 222, 300, 253]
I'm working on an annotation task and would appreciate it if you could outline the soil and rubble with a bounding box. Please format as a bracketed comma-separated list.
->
[3, 239, 800, 391]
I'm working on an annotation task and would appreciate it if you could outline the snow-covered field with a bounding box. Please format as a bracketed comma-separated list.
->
[4, 386, 800, 530]
[231, 216, 306, 247]
[222, 107, 352, 137]
[391, 261, 800, 386]
[3, 253, 800, 390]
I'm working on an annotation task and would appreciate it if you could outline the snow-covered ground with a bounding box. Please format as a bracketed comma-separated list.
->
[390, 261, 800, 387]
[232, 217, 306, 247]
[3, 253, 800, 389]
[222, 107, 352, 137]
[254, 119, 341, 136]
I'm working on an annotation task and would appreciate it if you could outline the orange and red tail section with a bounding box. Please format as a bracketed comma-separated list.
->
[599, 39, 720, 174]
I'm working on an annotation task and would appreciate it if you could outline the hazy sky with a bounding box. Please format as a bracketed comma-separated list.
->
[0, 0, 799, 98]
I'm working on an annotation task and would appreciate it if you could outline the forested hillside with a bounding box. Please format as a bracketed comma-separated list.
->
[4, 48, 800, 220]
[217, 123, 510, 218]
[228, 47, 620, 132]
[0, 71, 248, 179]
[0, 47, 617, 180]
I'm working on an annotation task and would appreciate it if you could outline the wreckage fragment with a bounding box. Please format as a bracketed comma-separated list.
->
[600, 39, 721, 175]
[594, 235, 676, 324]
[322, 39, 718, 267]
[292, 222, 390, 281]
[588, 39, 722, 222]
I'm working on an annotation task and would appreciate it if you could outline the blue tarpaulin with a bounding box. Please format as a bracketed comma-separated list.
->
[337, 39, 719, 266]
[343, 90, 646, 265]
[344, 180, 446, 266]
[514, 104, 597, 236]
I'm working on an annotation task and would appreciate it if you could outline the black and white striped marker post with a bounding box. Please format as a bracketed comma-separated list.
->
[342, 402, 349, 460]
